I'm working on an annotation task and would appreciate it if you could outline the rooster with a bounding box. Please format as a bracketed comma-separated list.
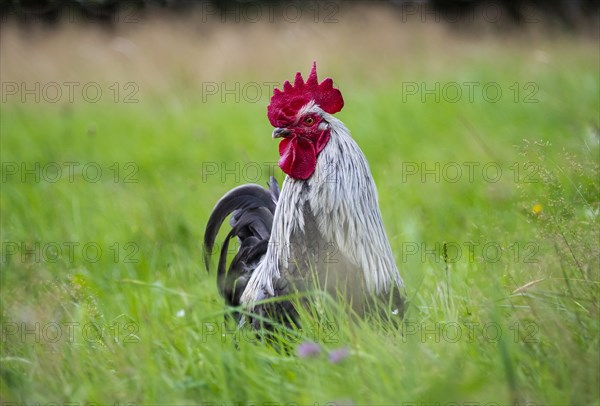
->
[204, 63, 405, 327]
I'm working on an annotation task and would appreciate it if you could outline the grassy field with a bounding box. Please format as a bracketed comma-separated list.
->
[1, 11, 599, 405]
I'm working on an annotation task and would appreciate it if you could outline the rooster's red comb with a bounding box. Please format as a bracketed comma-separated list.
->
[267, 62, 344, 128]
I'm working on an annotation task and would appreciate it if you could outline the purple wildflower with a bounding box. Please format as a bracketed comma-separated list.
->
[328, 347, 350, 363]
[296, 341, 321, 358]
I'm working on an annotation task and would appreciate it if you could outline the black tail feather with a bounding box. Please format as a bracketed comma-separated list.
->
[203, 177, 279, 307]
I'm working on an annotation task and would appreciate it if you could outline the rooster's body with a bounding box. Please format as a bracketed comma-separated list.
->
[204, 64, 405, 326]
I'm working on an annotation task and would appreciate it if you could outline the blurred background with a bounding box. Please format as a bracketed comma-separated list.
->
[2, 0, 600, 26]
[1, 0, 599, 404]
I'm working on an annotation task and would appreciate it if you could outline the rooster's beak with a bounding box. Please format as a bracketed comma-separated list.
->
[272, 128, 291, 139]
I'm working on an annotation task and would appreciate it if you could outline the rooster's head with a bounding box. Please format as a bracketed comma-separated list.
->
[267, 62, 344, 180]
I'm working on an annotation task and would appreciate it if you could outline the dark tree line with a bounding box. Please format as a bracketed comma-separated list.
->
[1, 0, 598, 27]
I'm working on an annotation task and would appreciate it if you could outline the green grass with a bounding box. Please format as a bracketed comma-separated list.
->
[1, 26, 599, 405]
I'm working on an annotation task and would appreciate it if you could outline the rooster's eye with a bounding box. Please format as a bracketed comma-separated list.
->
[304, 116, 315, 126]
